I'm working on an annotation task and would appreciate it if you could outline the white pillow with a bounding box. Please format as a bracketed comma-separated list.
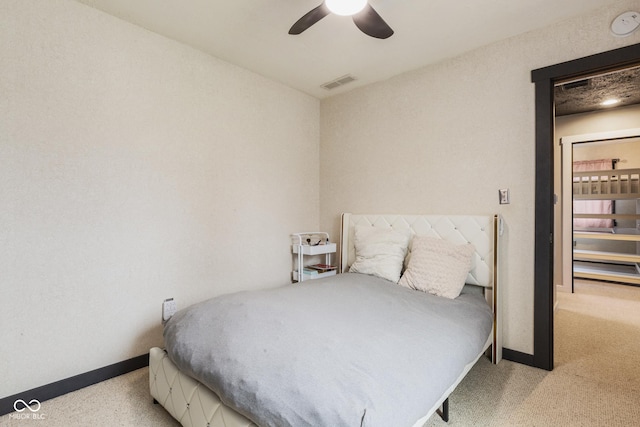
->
[349, 226, 411, 283]
[398, 236, 475, 299]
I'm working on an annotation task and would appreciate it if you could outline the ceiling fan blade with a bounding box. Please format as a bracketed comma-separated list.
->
[352, 4, 394, 39]
[289, 3, 331, 35]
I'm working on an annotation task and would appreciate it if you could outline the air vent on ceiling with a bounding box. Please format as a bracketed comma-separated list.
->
[321, 74, 357, 90]
[561, 79, 590, 91]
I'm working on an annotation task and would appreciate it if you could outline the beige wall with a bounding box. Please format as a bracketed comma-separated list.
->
[556, 105, 640, 138]
[0, 0, 320, 398]
[320, 1, 640, 354]
[3, 0, 640, 399]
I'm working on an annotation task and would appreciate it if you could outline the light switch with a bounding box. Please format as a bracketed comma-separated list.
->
[499, 189, 510, 204]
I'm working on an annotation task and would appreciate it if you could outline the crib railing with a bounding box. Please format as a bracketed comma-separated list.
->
[573, 168, 640, 199]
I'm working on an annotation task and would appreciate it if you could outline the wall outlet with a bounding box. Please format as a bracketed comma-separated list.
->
[162, 298, 177, 322]
[499, 189, 510, 204]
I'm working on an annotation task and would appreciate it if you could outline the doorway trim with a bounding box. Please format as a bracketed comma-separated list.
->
[531, 43, 640, 371]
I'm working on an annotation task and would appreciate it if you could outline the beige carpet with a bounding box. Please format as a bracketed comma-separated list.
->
[0, 367, 179, 427]
[498, 281, 640, 427]
[2, 280, 639, 427]
[425, 280, 640, 426]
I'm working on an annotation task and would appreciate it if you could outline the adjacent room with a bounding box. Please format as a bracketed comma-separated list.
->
[551, 66, 640, 427]
[2, 0, 640, 425]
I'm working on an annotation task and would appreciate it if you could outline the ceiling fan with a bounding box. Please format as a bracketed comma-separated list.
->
[289, 0, 394, 39]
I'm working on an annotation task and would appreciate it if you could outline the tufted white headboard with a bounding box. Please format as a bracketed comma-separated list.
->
[340, 213, 499, 288]
[340, 213, 502, 363]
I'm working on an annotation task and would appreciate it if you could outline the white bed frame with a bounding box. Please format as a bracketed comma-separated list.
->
[150, 213, 502, 427]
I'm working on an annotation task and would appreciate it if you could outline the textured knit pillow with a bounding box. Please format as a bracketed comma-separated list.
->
[398, 236, 475, 299]
[349, 226, 411, 283]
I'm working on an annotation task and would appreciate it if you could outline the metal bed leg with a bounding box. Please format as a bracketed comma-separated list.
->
[436, 398, 449, 422]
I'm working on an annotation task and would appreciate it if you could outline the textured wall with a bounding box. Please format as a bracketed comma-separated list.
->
[0, 0, 319, 398]
[320, 1, 640, 354]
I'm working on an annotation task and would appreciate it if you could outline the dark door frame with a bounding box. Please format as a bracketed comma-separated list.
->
[531, 43, 640, 371]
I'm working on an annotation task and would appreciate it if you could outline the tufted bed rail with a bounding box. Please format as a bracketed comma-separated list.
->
[150, 347, 256, 427]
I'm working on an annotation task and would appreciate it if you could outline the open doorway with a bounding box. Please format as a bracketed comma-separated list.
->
[554, 67, 640, 296]
[531, 43, 640, 371]
[553, 127, 640, 388]
[557, 128, 640, 293]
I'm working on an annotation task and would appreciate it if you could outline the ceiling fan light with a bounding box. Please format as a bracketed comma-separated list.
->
[325, 0, 367, 16]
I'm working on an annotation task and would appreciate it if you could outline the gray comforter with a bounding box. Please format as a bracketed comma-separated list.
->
[164, 273, 492, 427]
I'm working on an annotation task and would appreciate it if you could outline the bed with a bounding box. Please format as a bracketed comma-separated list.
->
[149, 213, 502, 427]
[573, 167, 640, 199]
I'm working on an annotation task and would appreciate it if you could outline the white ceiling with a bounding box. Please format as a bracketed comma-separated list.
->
[74, 0, 617, 99]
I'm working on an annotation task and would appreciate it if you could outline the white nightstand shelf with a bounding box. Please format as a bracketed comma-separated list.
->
[292, 269, 337, 282]
[291, 232, 337, 282]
